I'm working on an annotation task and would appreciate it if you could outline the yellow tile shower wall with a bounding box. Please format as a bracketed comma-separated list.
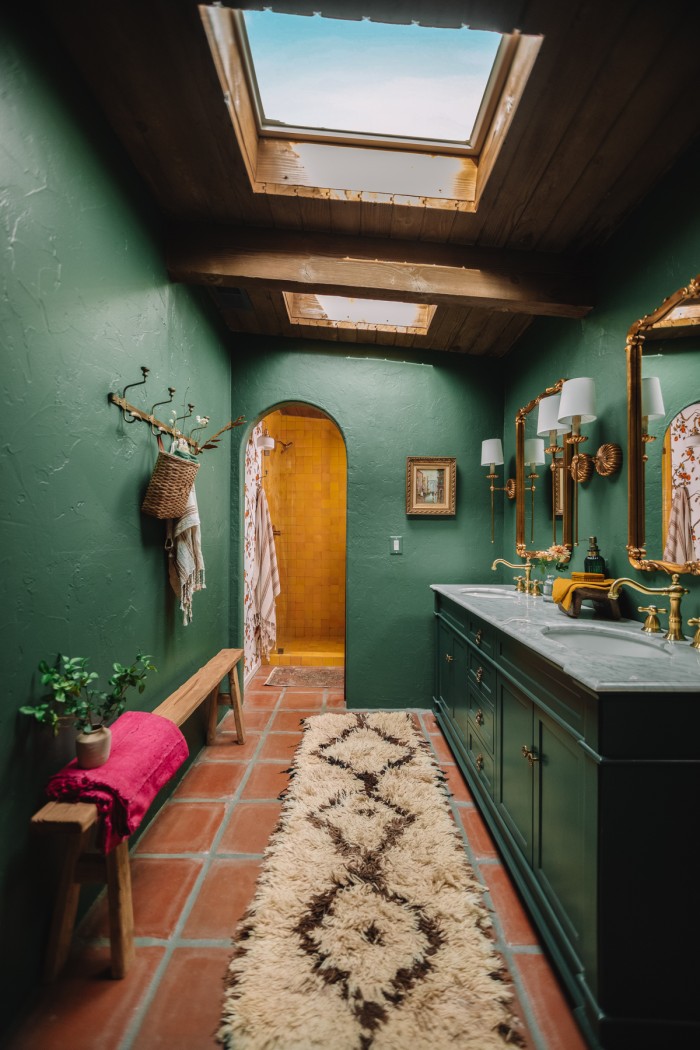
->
[262, 412, 346, 646]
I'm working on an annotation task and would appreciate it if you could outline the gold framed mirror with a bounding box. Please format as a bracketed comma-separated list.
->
[626, 273, 700, 575]
[515, 379, 573, 557]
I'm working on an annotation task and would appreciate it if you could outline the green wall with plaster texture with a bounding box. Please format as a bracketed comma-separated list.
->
[505, 138, 700, 621]
[229, 342, 506, 710]
[0, 17, 233, 1029]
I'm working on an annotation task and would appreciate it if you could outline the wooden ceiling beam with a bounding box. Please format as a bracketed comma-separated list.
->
[167, 226, 592, 319]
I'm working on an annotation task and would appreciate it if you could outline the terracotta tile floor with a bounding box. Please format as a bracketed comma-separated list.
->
[6, 667, 589, 1050]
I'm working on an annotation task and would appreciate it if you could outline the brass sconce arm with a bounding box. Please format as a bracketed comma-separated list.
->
[608, 574, 689, 642]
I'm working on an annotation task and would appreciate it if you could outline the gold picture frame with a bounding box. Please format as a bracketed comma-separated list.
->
[406, 457, 456, 516]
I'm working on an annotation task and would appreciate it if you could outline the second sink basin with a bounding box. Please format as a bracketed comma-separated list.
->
[541, 625, 671, 658]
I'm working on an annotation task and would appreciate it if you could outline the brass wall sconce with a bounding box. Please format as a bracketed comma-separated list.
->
[256, 430, 275, 454]
[481, 439, 515, 543]
[557, 378, 622, 543]
[641, 376, 665, 460]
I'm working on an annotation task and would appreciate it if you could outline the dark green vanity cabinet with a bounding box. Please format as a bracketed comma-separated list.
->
[432, 588, 700, 1050]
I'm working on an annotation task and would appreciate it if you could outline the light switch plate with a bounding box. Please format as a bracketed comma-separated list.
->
[390, 535, 402, 554]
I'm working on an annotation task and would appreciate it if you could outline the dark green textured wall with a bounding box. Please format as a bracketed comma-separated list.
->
[505, 139, 700, 620]
[229, 343, 507, 708]
[1, 18, 232, 1029]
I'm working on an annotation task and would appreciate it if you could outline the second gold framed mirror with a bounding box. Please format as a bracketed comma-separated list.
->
[626, 273, 700, 575]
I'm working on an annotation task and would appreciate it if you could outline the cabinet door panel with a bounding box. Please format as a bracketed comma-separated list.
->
[534, 713, 595, 969]
[451, 634, 470, 741]
[497, 680, 533, 862]
[437, 621, 454, 712]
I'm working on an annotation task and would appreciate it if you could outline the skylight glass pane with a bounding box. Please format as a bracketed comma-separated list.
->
[242, 11, 502, 145]
[315, 296, 424, 327]
[284, 293, 436, 333]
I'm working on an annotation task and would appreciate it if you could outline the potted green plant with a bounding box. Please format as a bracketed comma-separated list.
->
[21, 652, 156, 769]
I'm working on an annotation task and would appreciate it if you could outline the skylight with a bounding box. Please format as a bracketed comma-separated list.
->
[241, 11, 503, 148]
[284, 293, 436, 334]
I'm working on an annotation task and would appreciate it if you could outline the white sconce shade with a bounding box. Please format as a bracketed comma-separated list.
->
[557, 378, 597, 425]
[537, 394, 568, 436]
[641, 377, 665, 420]
[256, 434, 275, 451]
[524, 437, 545, 465]
[481, 438, 504, 466]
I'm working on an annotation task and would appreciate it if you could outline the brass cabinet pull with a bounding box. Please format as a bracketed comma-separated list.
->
[475, 629, 483, 647]
[475, 708, 485, 726]
[445, 653, 453, 663]
[475, 666, 484, 684]
[476, 753, 484, 772]
[521, 745, 540, 765]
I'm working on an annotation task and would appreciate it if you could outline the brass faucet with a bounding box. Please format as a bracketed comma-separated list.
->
[492, 557, 533, 593]
[608, 574, 690, 642]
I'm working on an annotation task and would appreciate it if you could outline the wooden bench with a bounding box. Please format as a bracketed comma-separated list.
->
[31, 647, 245, 982]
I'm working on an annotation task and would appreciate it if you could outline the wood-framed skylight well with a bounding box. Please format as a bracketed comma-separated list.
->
[200, 6, 542, 212]
[283, 292, 437, 335]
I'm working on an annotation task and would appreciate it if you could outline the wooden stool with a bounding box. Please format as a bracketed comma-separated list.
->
[31, 648, 245, 981]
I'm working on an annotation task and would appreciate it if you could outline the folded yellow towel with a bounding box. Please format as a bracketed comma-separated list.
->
[571, 571, 605, 582]
[552, 577, 616, 612]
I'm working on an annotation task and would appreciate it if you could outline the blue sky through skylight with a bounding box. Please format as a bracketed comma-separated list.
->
[242, 12, 502, 144]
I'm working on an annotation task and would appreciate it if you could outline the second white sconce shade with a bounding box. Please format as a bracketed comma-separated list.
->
[537, 393, 569, 436]
[256, 434, 275, 451]
[524, 438, 546, 466]
[557, 378, 597, 425]
[641, 376, 665, 420]
[481, 438, 504, 466]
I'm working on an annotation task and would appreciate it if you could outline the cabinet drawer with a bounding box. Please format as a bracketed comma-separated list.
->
[468, 650, 494, 699]
[468, 690, 495, 751]
[468, 617, 493, 656]
[466, 727, 494, 797]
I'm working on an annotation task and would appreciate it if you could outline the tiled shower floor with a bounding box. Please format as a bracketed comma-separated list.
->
[6, 667, 587, 1050]
[268, 638, 344, 666]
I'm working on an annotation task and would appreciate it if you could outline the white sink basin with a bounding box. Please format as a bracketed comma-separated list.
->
[459, 587, 518, 598]
[541, 625, 671, 658]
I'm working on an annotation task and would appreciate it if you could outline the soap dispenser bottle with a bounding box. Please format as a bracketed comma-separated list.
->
[584, 536, 606, 575]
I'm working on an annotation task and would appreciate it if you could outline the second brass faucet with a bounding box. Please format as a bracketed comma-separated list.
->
[608, 574, 689, 642]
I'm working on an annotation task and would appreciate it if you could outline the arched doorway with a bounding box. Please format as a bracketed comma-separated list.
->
[243, 402, 347, 684]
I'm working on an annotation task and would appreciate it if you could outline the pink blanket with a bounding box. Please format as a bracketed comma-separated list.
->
[46, 711, 189, 853]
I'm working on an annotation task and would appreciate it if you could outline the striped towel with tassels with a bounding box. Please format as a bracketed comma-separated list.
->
[252, 487, 281, 658]
[663, 485, 694, 563]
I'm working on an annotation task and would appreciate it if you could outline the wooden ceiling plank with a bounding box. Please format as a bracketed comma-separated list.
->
[454, 0, 638, 249]
[47, 0, 254, 221]
[167, 226, 591, 318]
[526, 0, 698, 251]
[423, 307, 467, 351]
[542, 12, 700, 249]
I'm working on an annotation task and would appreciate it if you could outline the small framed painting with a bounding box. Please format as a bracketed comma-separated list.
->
[406, 457, 456, 516]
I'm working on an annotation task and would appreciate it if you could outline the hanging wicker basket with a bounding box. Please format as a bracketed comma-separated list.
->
[141, 435, 199, 519]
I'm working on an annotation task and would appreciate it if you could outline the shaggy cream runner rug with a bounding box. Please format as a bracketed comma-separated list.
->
[219, 712, 526, 1050]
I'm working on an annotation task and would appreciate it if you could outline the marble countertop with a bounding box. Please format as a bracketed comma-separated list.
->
[431, 584, 700, 693]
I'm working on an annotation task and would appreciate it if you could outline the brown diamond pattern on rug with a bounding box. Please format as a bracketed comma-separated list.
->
[264, 666, 344, 689]
[219, 712, 527, 1050]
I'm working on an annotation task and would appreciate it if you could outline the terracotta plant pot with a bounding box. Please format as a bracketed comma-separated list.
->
[75, 726, 112, 769]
